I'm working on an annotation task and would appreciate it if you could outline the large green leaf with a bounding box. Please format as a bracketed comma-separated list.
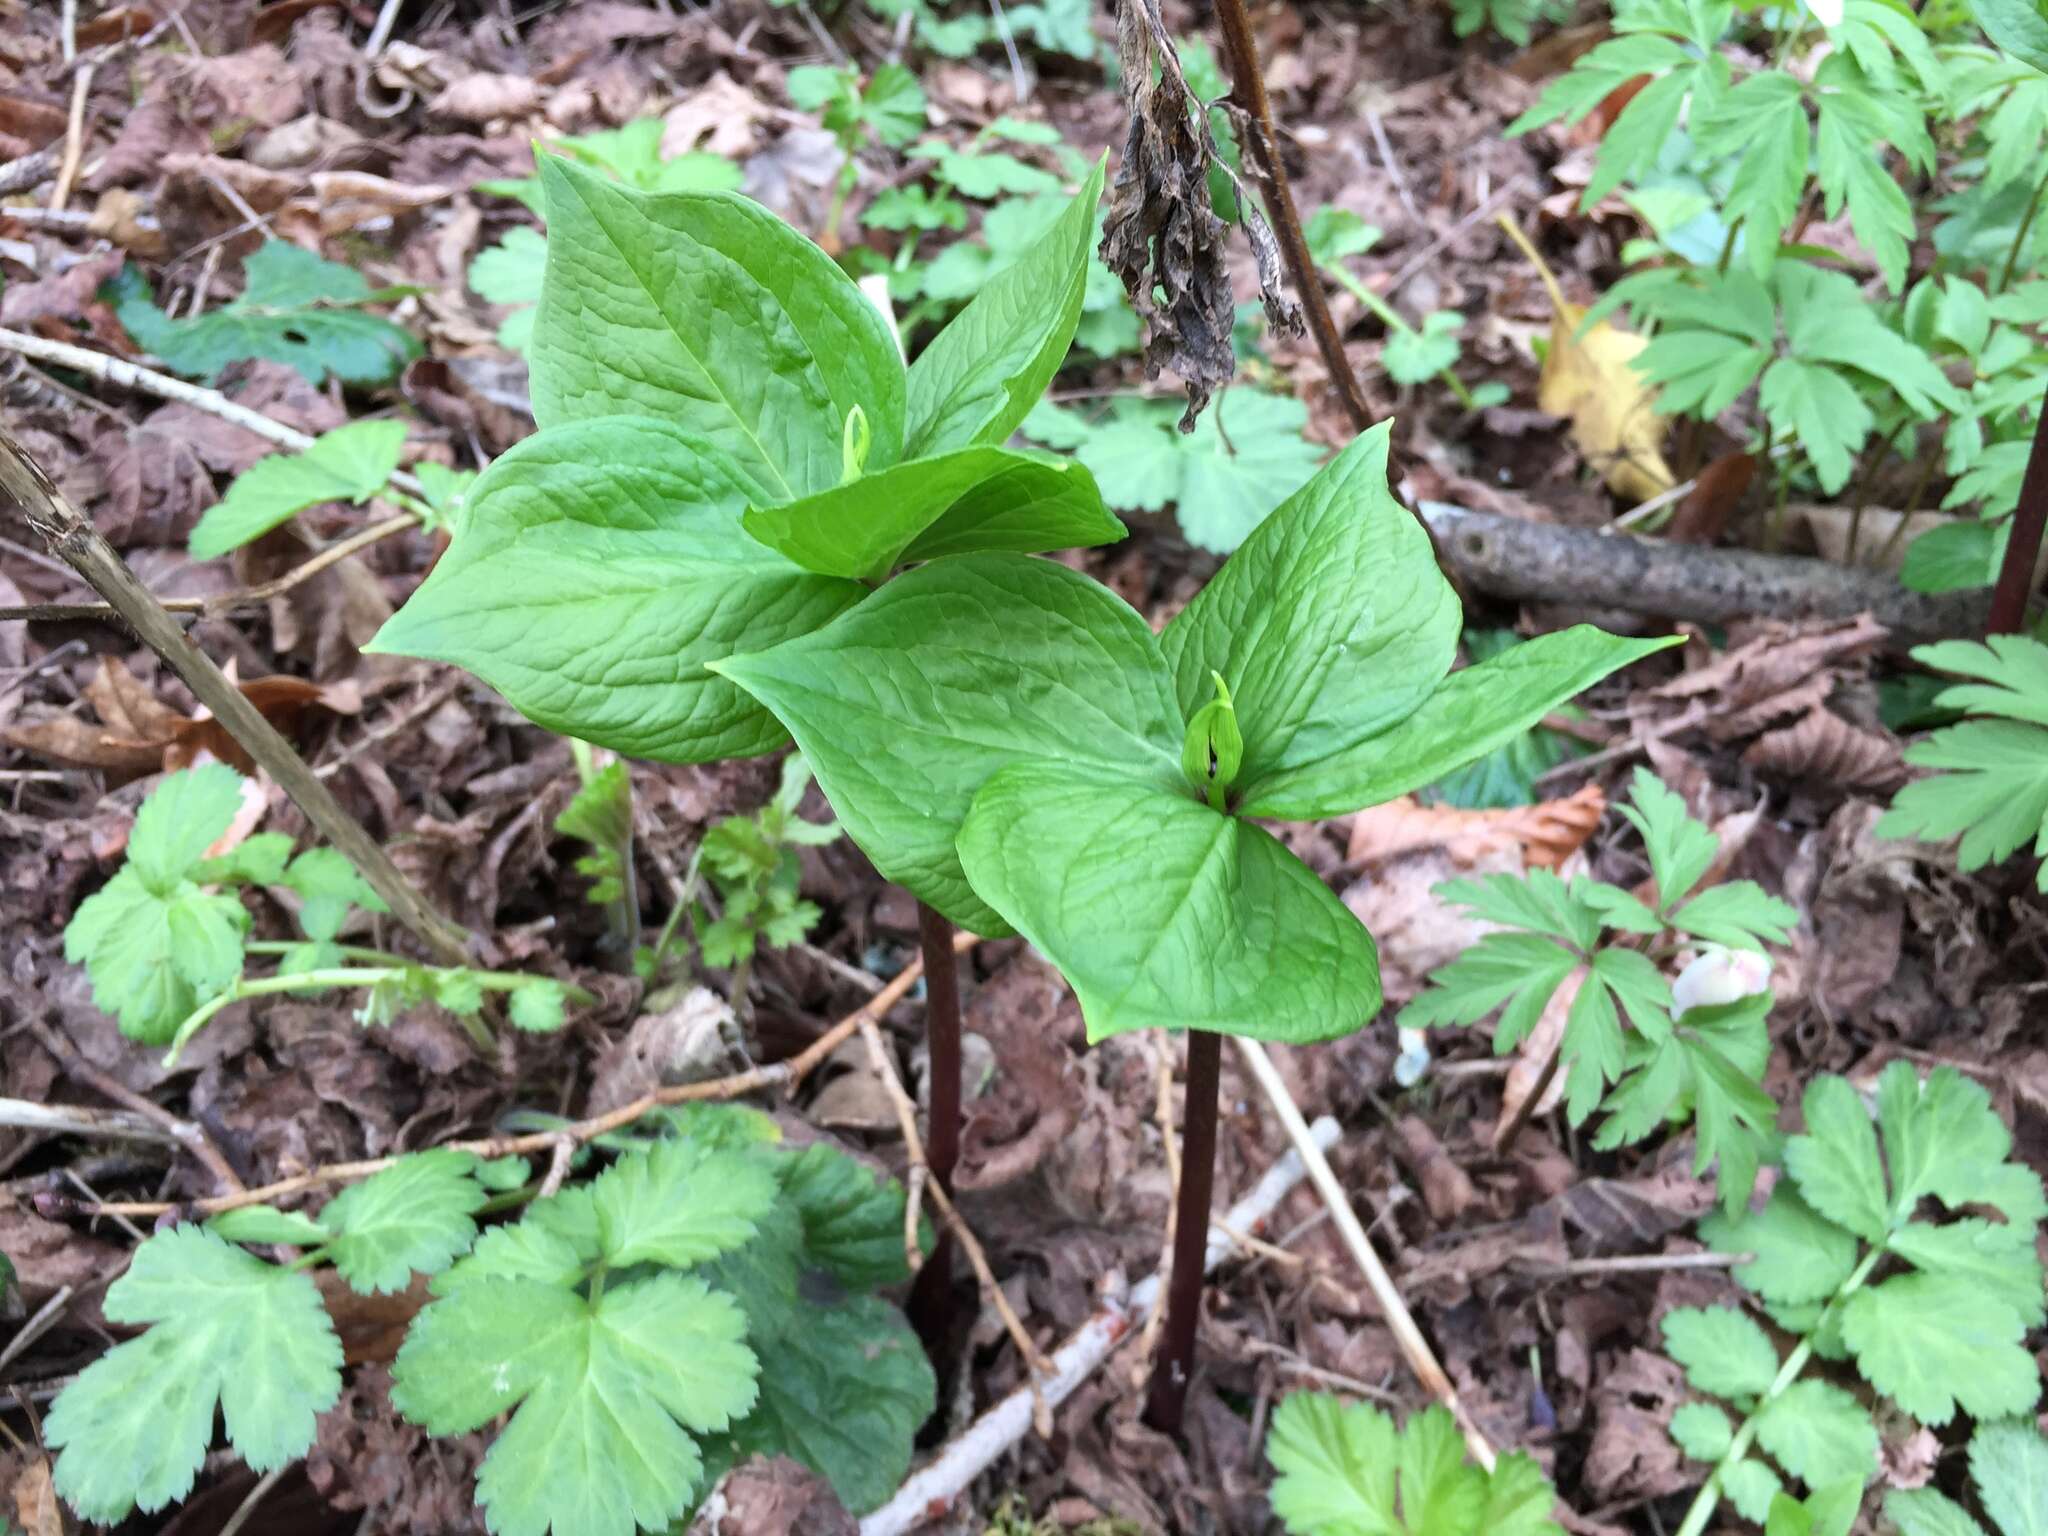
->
[1841, 1273, 2039, 1425]
[1161, 424, 1462, 807]
[740, 446, 1123, 581]
[47, 1227, 343, 1522]
[1975, 0, 2048, 76]
[904, 157, 1105, 456]
[368, 417, 864, 764]
[531, 156, 905, 500]
[712, 553, 1183, 932]
[956, 763, 1380, 1043]
[1237, 626, 1681, 820]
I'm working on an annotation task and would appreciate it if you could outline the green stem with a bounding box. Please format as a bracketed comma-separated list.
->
[1319, 261, 1479, 409]
[1671, 1246, 1883, 1536]
[1999, 168, 2048, 293]
[1716, 216, 1745, 276]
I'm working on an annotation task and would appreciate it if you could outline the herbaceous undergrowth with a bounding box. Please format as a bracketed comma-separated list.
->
[1402, 768, 1797, 1209]
[47, 1107, 932, 1536]
[1664, 1064, 2045, 1532]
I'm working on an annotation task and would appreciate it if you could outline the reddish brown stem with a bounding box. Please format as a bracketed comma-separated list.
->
[1210, 0, 1371, 434]
[1987, 384, 2048, 635]
[1143, 1027, 1222, 1435]
[908, 902, 964, 1340]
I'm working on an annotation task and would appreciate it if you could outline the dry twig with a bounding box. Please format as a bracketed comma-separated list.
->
[1232, 1036, 1498, 1470]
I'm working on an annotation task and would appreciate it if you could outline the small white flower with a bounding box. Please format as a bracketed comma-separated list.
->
[1810, 0, 1844, 28]
[1673, 945, 1773, 1014]
[1394, 1026, 1432, 1088]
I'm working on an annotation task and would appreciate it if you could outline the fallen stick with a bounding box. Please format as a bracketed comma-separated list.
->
[1233, 1037, 1496, 1470]
[859, 1116, 1340, 1536]
[1419, 500, 1990, 645]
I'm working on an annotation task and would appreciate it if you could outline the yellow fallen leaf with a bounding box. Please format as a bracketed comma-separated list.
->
[1500, 215, 1676, 505]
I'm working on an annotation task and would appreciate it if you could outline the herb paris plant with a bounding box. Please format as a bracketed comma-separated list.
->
[711, 421, 1677, 1423]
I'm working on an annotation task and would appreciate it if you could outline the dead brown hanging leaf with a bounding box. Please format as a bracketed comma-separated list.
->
[1498, 214, 1676, 504]
[1100, 0, 1300, 429]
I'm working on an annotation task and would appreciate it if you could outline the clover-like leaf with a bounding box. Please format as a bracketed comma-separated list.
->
[47, 1227, 342, 1522]
[319, 1149, 488, 1294]
[956, 763, 1380, 1043]
[393, 1273, 757, 1536]
[369, 417, 863, 764]
[532, 155, 905, 500]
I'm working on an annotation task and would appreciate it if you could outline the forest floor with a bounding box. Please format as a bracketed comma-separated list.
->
[0, 1, 2042, 1534]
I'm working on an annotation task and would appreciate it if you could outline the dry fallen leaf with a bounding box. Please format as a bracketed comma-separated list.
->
[1346, 781, 1606, 871]
[2, 659, 359, 777]
[9, 1456, 60, 1536]
[1743, 708, 1904, 791]
[1501, 214, 1676, 504]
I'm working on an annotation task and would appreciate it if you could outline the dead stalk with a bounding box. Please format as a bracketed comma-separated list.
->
[1210, 0, 1370, 433]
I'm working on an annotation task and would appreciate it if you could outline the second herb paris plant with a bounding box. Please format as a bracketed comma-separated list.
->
[712, 423, 1678, 1426]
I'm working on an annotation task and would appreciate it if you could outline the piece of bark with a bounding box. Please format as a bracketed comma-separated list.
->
[1419, 501, 1990, 645]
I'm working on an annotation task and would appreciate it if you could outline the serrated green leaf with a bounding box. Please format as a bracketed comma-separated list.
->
[1266, 1394, 1563, 1536]
[393, 1272, 757, 1536]
[1618, 766, 1719, 911]
[1696, 71, 1809, 278]
[1385, 311, 1465, 385]
[1971, 1420, 2048, 1536]
[1977, 0, 2048, 74]
[741, 446, 1123, 580]
[110, 242, 419, 386]
[1662, 1305, 1780, 1398]
[1754, 1378, 1877, 1491]
[194, 831, 293, 885]
[712, 552, 1183, 933]
[1305, 207, 1381, 263]
[1701, 1184, 1860, 1305]
[1885, 1488, 1991, 1536]
[1878, 1062, 2025, 1219]
[129, 764, 247, 892]
[957, 763, 1381, 1044]
[778, 1142, 917, 1291]
[318, 1149, 486, 1294]
[1431, 869, 1605, 948]
[436, 1186, 601, 1293]
[531, 156, 904, 499]
[1398, 930, 1581, 1052]
[1841, 1273, 2039, 1425]
[716, 1294, 935, 1514]
[1785, 1074, 1890, 1242]
[368, 417, 864, 764]
[592, 1140, 779, 1268]
[283, 846, 386, 943]
[905, 158, 1104, 456]
[206, 1204, 331, 1246]
[190, 420, 407, 559]
[1727, 1457, 1788, 1525]
[65, 864, 248, 1044]
[1669, 881, 1799, 950]
[47, 1226, 342, 1522]
[1672, 1400, 1736, 1461]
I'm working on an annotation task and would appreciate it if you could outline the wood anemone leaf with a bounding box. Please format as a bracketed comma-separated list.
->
[740, 445, 1125, 581]
[530, 154, 908, 502]
[955, 762, 1383, 1044]
[367, 417, 865, 764]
